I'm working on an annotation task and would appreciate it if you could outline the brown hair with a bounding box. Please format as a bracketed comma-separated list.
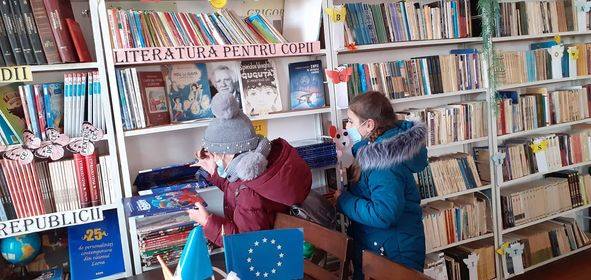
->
[349, 91, 398, 142]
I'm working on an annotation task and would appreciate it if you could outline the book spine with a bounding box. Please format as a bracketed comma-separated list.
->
[9, 0, 35, 64]
[19, 0, 46, 64]
[84, 152, 101, 207]
[73, 153, 91, 208]
[33, 84, 46, 140]
[29, 0, 59, 63]
[0, 0, 25, 64]
[43, 0, 76, 62]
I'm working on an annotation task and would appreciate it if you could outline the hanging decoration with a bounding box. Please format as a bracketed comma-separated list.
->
[325, 6, 347, 23]
[66, 122, 105, 156]
[209, 0, 227, 9]
[478, 0, 504, 115]
[325, 66, 353, 84]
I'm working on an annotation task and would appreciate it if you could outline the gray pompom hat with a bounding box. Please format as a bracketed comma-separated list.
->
[203, 92, 271, 181]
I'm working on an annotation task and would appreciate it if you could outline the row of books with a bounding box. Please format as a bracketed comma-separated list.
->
[493, 128, 591, 181]
[497, 87, 591, 135]
[424, 239, 496, 280]
[292, 139, 337, 169]
[415, 153, 484, 200]
[117, 59, 326, 130]
[422, 193, 490, 252]
[498, 43, 591, 86]
[500, 171, 591, 228]
[0, 153, 114, 220]
[343, 0, 473, 45]
[496, 0, 581, 37]
[135, 212, 196, 270]
[504, 218, 590, 271]
[396, 101, 488, 146]
[107, 8, 287, 49]
[344, 49, 483, 102]
[0, 0, 90, 66]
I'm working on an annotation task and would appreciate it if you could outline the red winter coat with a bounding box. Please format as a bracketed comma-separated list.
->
[203, 138, 312, 246]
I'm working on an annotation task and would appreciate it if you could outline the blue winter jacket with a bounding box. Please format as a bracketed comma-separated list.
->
[337, 120, 427, 276]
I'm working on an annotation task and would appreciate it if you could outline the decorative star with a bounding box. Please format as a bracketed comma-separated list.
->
[271, 239, 276, 244]
[254, 241, 259, 246]
[264, 273, 269, 278]
[272, 269, 276, 274]
[256, 272, 260, 277]
[279, 253, 284, 258]
[277, 245, 282, 250]
[248, 248, 254, 254]
[250, 266, 254, 271]
[262, 238, 267, 243]
[247, 257, 252, 263]
[277, 261, 282, 267]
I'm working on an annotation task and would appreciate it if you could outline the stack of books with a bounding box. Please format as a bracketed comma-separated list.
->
[0, 0, 91, 65]
[293, 139, 337, 169]
[135, 212, 197, 270]
[134, 162, 211, 196]
[0, 153, 114, 220]
[343, 0, 473, 45]
[416, 153, 483, 199]
[345, 49, 483, 101]
[496, 0, 579, 37]
[500, 171, 590, 228]
[497, 88, 591, 136]
[504, 218, 590, 270]
[107, 8, 287, 49]
[422, 193, 490, 251]
[425, 239, 496, 280]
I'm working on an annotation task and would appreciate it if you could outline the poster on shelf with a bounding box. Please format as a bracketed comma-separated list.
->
[68, 210, 125, 280]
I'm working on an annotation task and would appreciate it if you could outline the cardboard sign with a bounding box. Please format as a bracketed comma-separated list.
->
[530, 140, 549, 153]
[0, 207, 103, 238]
[252, 120, 268, 137]
[0, 66, 32, 83]
[113, 42, 321, 65]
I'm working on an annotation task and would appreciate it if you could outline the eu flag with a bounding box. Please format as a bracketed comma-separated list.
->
[174, 226, 213, 280]
[223, 228, 304, 280]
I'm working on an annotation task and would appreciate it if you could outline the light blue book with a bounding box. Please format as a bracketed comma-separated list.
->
[42, 82, 64, 133]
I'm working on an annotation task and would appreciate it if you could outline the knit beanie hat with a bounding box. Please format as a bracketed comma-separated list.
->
[202, 92, 270, 180]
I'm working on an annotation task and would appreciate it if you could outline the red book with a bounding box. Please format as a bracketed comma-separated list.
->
[24, 163, 45, 215]
[73, 153, 91, 208]
[178, 13, 199, 46]
[13, 161, 35, 217]
[83, 152, 101, 207]
[65, 18, 91, 62]
[1, 160, 24, 218]
[33, 85, 46, 140]
[29, 0, 61, 64]
[42, 0, 76, 62]
[138, 72, 171, 127]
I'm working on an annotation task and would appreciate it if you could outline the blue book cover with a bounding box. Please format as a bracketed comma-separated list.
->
[530, 41, 556, 50]
[133, 11, 146, 48]
[449, 48, 479, 55]
[498, 91, 519, 104]
[451, 1, 459, 38]
[24, 85, 41, 138]
[289, 60, 326, 110]
[68, 210, 125, 279]
[34, 268, 65, 280]
[525, 51, 536, 82]
[163, 63, 213, 122]
[134, 162, 206, 191]
[358, 64, 367, 92]
[143, 181, 210, 195]
[43, 82, 64, 132]
[124, 188, 207, 217]
[114, 69, 132, 130]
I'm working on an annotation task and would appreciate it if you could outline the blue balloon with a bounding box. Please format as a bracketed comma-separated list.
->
[1, 233, 41, 265]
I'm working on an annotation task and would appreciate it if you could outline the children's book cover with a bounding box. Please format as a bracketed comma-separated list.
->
[124, 188, 207, 217]
[138, 71, 171, 126]
[42, 82, 64, 132]
[206, 61, 242, 106]
[240, 59, 282, 116]
[0, 84, 26, 144]
[289, 60, 326, 110]
[162, 64, 213, 123]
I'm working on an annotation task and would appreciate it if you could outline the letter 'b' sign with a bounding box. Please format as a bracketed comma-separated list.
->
[325, 6, 346, 23]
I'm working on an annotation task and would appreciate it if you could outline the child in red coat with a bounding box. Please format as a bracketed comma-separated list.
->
[188, 92, 312, 245]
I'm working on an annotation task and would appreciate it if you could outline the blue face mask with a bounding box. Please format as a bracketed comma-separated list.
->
[346, 120, 368, 144]
[216, 159, 228, 178]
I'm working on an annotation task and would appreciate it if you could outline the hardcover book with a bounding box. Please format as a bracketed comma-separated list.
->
[123, 188, 207, 217]
[240, 59, 282, 116]
[288, 60, 325, 110]
[43, 0, 76, 62]
[138, 71, 170, 127]
[162, 63, 214, 122]
[65, 18, 91, 62]
[29, 0, 61, 64]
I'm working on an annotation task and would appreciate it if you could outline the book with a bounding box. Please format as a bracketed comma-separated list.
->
[0, 0, 25, 65]
[240, 59, 282, 116]
[416, 153, 483, 199]
[162, 63, 213, 123]
[10, 0, 36, 64]
[0, 11, 14, 66]
[138, 71, 170, 127]
[0, 84, 26, 145]
[288, 60, 326, 110]
[65, 18, 91, 62]
[43, 0, 76, 62]
[123, 188, 207, 217]
[42, 82, 64, 132]
[29, 0, 60, 64]
[133, 162, 210, 193]
[206, 61, 242, 106]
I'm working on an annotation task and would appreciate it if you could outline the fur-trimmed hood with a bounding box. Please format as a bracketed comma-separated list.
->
[353, 120, 428, 171]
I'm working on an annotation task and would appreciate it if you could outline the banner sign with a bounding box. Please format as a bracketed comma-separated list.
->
[0, 206, 103, 238]
[113, 41, 321, 65]
[0, 66, 32, 83]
